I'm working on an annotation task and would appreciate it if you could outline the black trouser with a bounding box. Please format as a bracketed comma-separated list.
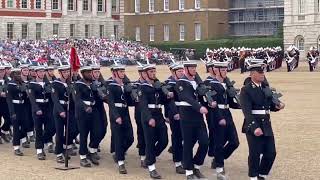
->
[169, 118, 183, 163]
[0, 99, 11, 134]
[77, 107, 100, 155]
[54, 107, 78, 155]
[111, 108, 134, 161]
[213, 120, 239, 168]
[240, 58, 246, 73]
[90, 106, 107, 150]
[180, 122, 208, 170]
[142, 114, 168, 166]
[25, 101, 35, 135]
[207, 118, 215, 157]
[12, 104, 27, 146]
[246, 134, 276, 177]
[33, 103, 55, 149]
[135, 107, 145, 156]
[309, 62, 315, 72]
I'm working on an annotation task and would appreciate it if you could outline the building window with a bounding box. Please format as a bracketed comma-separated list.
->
[35, 0, 41, 9]
[99, 25, 104, 38]
[112, 0, 119, 13]
[97, 0, 103, 12]
[164, 25, 169, 41]
[114, 25, 119, 40]
[179, 0, 185, 10]
[135, 0, 140, 13]
[195, 0, 200, 9]
[83, 0, 89, 11]
[298, 0, 305, 14]
[195, 23, 201, 40]
[85, 25, 90, 38]
[53, 24, 59, 36]
[295, 36, 304, 51]
[21, 0, 28, 8]
[317, 0, 320, 13]
[7, 0, 14, 8]
[149, 25, 155, 42]
[70, 24, 75, 37]
[164, 0, 169, 11]
[135, 27, 141, 41]
[7, 23, 14, 39]
[36, 23, 42, 40]
[22, 24, 28, 39]
[149, 0, 154, 12]
[52, 0, 59, 10]
[179, 24, 185, 41]
[68, 0, 74, 11]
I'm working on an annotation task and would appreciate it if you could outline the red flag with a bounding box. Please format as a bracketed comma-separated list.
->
[69, 47, 80, 71]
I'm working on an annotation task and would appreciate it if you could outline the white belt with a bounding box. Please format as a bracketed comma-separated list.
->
[12, 100, 24, 104]
[218, 104, 229, 109]
[36, 99, 49, 103]
[59, 100, 68, 105]
[148, 104, 162, 109]
[83, 101, 95, 106]
[175, 101, 192, 106]
[252, 110, 270, 115]
[114, 103, 127, 108]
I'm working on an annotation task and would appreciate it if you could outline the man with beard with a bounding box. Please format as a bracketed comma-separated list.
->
[6, 68, 29, 155]
[107, 63, 134, 174]
[74, 66, 100, 167]
[51, 65, 78, 163]
[28, 66, 55, 160]
[139, 63, 169, 179]
[240, 61, 285, 180]
[175, 61, 211, 180]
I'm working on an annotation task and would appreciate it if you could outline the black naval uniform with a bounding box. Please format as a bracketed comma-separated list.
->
[107, 79, 134, 164]
[205, 76, 240, 169]
[0, 78, 11, 140]
[139, 80, 169, 170]
[164, 76, 184, 165]
[175, 75, 209, 172]
[28, 80, 55, 155]
[6, 80, 28, 149]
[240, 79, 278, 178]
[51, 79, 78, 156]
[24, 78, 35, 142]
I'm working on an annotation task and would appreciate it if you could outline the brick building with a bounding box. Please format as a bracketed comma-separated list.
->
[0, 0, 124, 40]
[124, 0, 229, 43]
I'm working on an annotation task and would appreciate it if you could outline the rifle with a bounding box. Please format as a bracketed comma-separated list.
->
[262, 87, 283, 106]
[225, 77, 241, 105]
[194, 73, 217, 106]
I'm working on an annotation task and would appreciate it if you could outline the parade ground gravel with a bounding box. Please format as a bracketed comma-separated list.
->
[0, 62, 319, 180]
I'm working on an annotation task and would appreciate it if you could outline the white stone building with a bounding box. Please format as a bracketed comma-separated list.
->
[0, 0, 124, 40]
[283, 0, 320, 57]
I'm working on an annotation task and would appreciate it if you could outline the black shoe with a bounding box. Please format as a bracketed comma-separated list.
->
[80, 158, 92, 167]
[90, 152, 100, 160]
[176, 165, 185, 174]
[112, 154, 117, 163]
[88, 153, 100, 165]
[48, 144, 54, 153]
[193, 169, 206, 179]
[119, 164, 127, 174]
[217, 169, 227, 180]
[37, 152, 46, 160]
[211, 158, 217, 169]
[43, 150, 47, 157]
[29, 135, 35, 142]
[56, 156, 65, 163]
[168, 146, 173, 154]
[149, 170, 162, 179]
[72, 143, 78, 150]
[66, 148, 77, 156]
[2, 134, 11, 143]
[186, 174, 198, 180]
[14, 149, 24, 156]
[140, 160, 147, 169]
[22, 142, 30, 148]
[258, 176, 266, 180]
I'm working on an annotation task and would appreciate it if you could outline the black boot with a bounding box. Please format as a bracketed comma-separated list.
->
[56, 156, 65, 163]
[80, 158, 92, 167]
[88, 153, 99, 165]
[258, 176, 266, 180]
[66, 148, 77, 156]
[72, 143, 78, 150]
[176, 165, 185, 174]
[194, 169, 206, 179]
[211, 158, 217, 169]
[47, 144, 54, 153]
[22, 142, 30, 148]
[140, 160, 147, 169]
[29, 135, 35, 142]
[1, 134, 11, 143]
[14, 149, 24, 156]
[186, 174, 198, 180]
[217, 169, 227, 180]
[37, 152, 46, 160]
[119, 164, 127, 174]
[149, 170, 162, 179]
[90, 152, 100, 160]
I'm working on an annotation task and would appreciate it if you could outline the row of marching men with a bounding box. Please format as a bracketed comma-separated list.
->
[0, 58, 285, 180]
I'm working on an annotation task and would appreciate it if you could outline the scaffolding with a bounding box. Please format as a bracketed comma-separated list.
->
[229, 0, 284, 36]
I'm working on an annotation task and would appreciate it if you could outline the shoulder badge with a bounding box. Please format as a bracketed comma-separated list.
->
[138, 90, 142, 96]
[51, 88, 55, 93]
[179, 86, 183, 91]
[106, 90, 110, 95]
[251, 83, 256, 88]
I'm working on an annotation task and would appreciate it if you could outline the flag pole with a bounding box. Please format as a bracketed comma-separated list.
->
[55, 43, 80, 171]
